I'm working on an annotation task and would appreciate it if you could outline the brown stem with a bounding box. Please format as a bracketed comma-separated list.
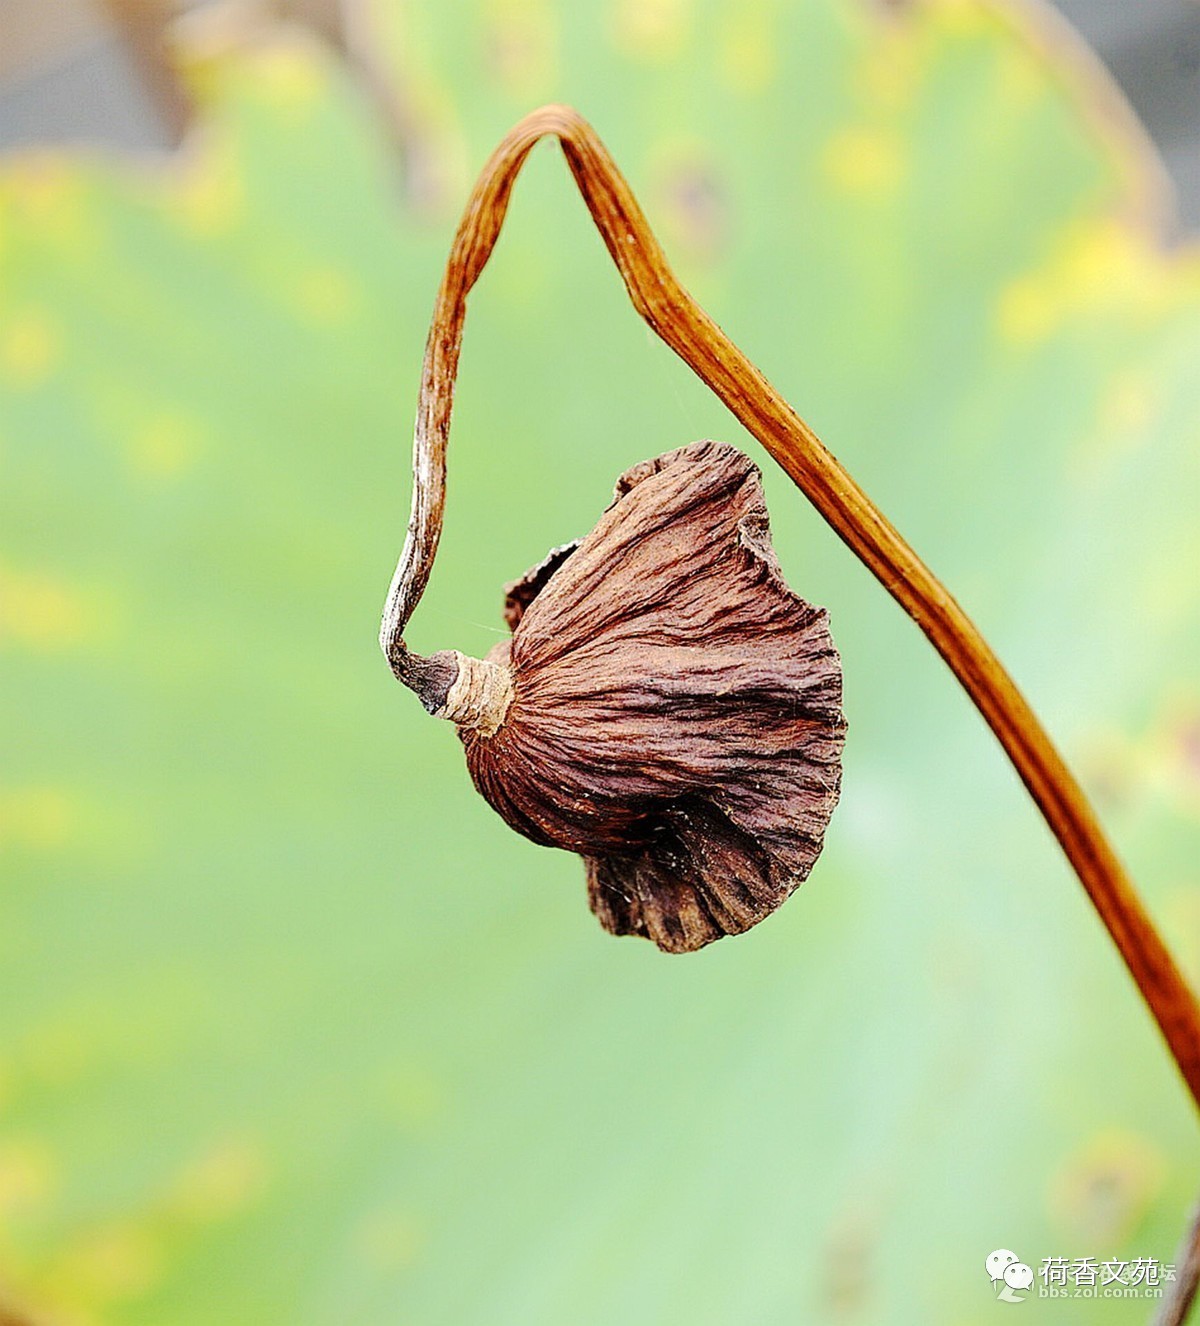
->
[379, 103, 1200, 1110]
[1154, 1202, 1200, 1326]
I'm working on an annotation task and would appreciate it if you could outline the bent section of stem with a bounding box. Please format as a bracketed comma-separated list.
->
[1153, 1201, 1200, 1326]
[379, 103, 1200, 1111]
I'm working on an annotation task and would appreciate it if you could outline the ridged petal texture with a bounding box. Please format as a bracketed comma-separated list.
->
[462, 441, 846, 952]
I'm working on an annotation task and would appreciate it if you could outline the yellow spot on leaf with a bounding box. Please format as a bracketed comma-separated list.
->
[856, 31, 920, 111]
[1069, 370, 1158, 480]
[822, 127, 903, 198]
[993, 41, 1042, 112]
[716, 11, 776, 95]
[996, 220, 1170, 346]
[257, 47, 327, 116]
[611, 0, 692, 62]
[0, 564, 106, 652]
[1048, 1129, 1165, 1244]
[1, 308, 59, 387]
[128, 414, 201, 479]
[1064, 222, 1152, 296]
[0, 787, 75, 851]
[2, 156, 77, 221]
[354, 1208, 422, 1272]
[1, 157, 97, 260]
[295, 267, 360, 327]
[1102, 371, 1156, 436]
[484, 0, 561, 98]
[1084, 697, 1200, 819]
[170, 1137, 267, 1222]
[0, 1139, 56, 1218]
[934, 1, 990, 39]
[172, 140, 244, 238]
[995, 276, 1054, 344]
[57, 1223, 162, 1303]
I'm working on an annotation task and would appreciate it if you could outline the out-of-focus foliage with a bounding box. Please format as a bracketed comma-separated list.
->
[2, 1, 1199, 1322]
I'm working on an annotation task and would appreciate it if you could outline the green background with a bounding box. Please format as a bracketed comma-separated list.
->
[2, 0, 1199, 1321]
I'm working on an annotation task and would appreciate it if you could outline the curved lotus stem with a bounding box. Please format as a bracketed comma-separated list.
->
[1155, 1201, 1200, 1326]
[379, 104, 1200, 1110]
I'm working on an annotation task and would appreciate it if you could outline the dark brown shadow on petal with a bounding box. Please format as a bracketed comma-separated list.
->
[586, 795, 811, 954]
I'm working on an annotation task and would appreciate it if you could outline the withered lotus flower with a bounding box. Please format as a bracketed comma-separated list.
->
[404, 440, 846, 954]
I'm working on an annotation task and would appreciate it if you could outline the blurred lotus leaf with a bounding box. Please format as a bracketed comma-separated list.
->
[2, 1, 1199, 1323]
